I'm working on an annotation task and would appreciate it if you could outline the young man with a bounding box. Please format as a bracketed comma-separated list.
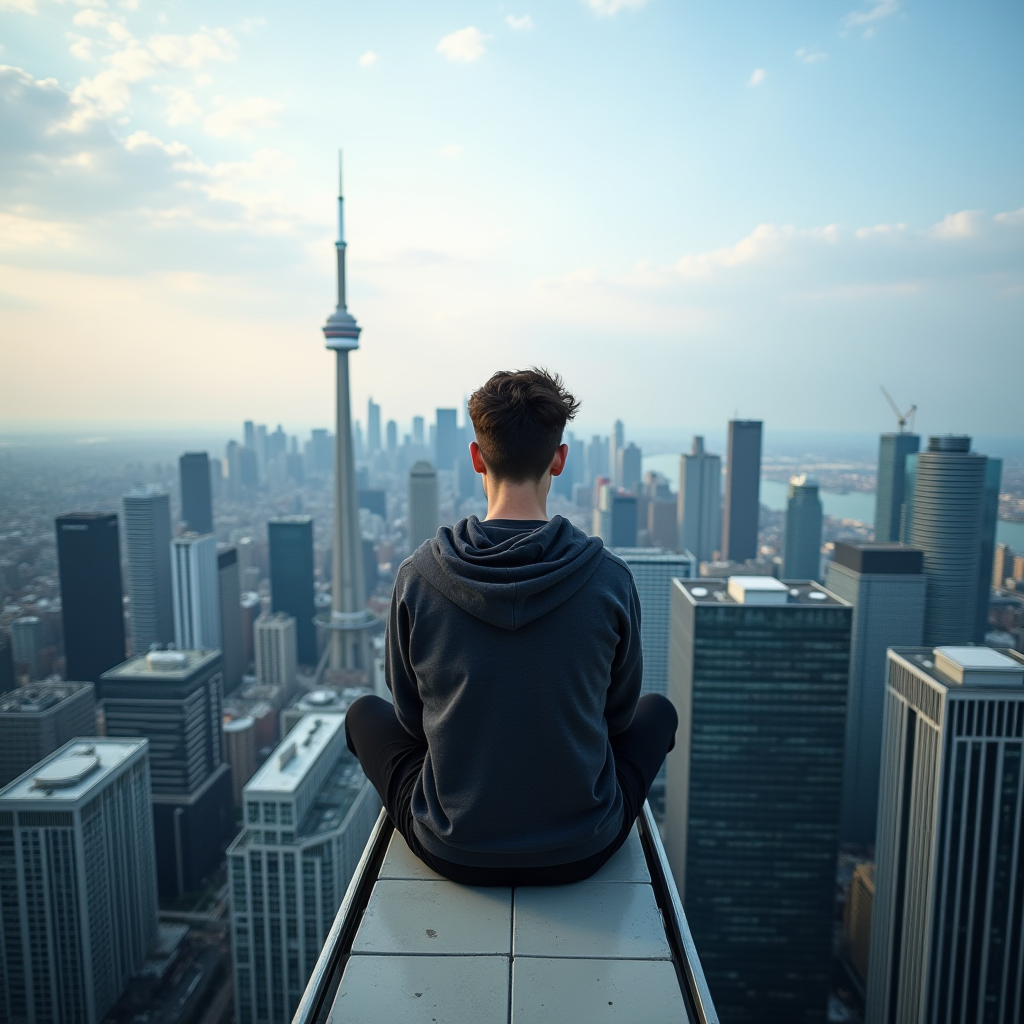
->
[345, 368, 677, 886]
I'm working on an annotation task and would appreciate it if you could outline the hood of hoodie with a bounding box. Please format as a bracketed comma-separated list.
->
[410, 515, 606, 630]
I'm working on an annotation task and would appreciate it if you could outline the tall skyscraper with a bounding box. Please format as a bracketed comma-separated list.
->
[412, 415, 425, 445]
[385, 418, 398, 455]
[255, 612, 297, 694]
[10, 615, 44, 680]
[222, 715, 257, 806]
[102, 649, 232, 896]
[784, 474, 824, 580]
[617, 442, 642, 494]
[825, 542, 927, 845]
[610, 420, 625, 486]
[408, 461, 439, 550]
[367, 398, 381, 454]
[722, 419, 762, 563]
[866, 646, 1024, 1024]
[123, 486, 174, 655]
[975, 456, 1002, 642]
[0, 737, 158, 1024]
[228, 714, 380, 1024]
[179, 451, 214, 534]
[244, 420, 256, 450]
[666, 576, 851, 1024]
[593, 485, 638, 546]
[268, 516, 317, 665]
[874, 432, 920, 542]
[56, 512, 126, 696]
[678, 436, 722, 562]
[903, 435, 989, 646]
[171, 532, 222, 651]
[321, 160, 376, 676]
[435, 407, 460, 472]
[0, 680, 97, 785]
[218, 545, 244, 693]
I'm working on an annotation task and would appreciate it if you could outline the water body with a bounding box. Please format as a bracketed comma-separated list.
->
[641, 453, 1024, 549]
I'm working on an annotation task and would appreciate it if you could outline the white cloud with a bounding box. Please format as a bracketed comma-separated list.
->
[204, 96, 283, 138]
[68, 35, 94, 60]
[107, 21, 131, 42]
[437, 26, 490, 63]
[69, 43, 159, 124]
[148, 28, 237, 68]
[795, 47, 827, 64]
[931, 210, 982, 239]
[749, 68, 766, 86]
[441, 144, 463, 159]
[583, 0, 649, 16]
[0, 0, 37, 13]
[843, 0, 899, 37]
[359, 50, 377, 66]
[159, 85, 201, 125]
[505, 14, 534, 30]
[72, 9, 104, 27]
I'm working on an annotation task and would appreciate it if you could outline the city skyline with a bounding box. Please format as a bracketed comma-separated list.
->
[1, 2, 1022, 433]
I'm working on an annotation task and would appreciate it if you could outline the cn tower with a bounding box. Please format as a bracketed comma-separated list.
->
[321, 155, 375, 674]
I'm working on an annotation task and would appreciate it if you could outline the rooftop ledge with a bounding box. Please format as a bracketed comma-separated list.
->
[292, 802, 718, 1024]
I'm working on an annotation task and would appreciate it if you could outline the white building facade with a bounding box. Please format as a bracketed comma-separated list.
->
[0, 738, 158, 1024]
[255, 613, 297, 695]
[228, 713, 380, 1024]
[171, 532, 222, 651]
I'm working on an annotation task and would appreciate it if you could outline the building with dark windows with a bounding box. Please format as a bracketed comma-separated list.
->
[722, 419, 762, 563]
[866, 646, 1024, 1024]
[903, 435, 993, 646]
[268, 516, 317, 665]
[679, 436, 722, 563]
[665, 575, 851, 1024]
[874, 432, 920, 543]
[0, 680, 97, 785]
[218, 545, 244, 694]
[826, 542, 927, 845]
[0, 633, 14, 693]
[102, 649, 232, 897]
[56, 511, 126, 696]
[123, 486, 174, 654]
[408, 462, 439, 551]
[784, 474, 824, 580]
[0, 737, 158, 1024]
[179, 451, 214, 534]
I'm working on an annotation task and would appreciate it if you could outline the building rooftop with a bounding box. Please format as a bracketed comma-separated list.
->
[678, 577, 848, 608]
[611, 547, 696, 563]
[298, 756, 368, 840]
[0, 737, 146, 804]
[269, 514, 313, 525]
[896, 647, 1024, 690]
[102, 648, 221, 682]
[0, 680, 93, 715]
[245, 713, 345, 796]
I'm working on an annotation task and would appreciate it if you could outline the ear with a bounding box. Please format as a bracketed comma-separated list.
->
[549, 443, 569, 478]
[470, 440, 488, 475]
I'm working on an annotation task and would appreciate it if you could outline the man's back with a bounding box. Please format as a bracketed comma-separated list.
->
[388, 515, 642, 868]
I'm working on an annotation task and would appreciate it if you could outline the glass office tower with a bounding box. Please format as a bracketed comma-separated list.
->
[268, 516, 317, 665]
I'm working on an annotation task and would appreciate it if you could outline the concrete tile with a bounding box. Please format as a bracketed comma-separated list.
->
[588, 825, 650, 883]
[332, 954, 509, 1024]
[353, 880, 513, 955]
[511, 957, 686, 1024]
[514, 881, 671, 960]
[379, 830, 446, 881]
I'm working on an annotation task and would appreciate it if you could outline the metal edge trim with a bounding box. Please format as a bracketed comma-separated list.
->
[291, 808, 393, 1024]
[639, 801, 720, 1024]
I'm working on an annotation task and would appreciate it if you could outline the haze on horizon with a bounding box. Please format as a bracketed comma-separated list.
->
[0, 0, 1021, 437]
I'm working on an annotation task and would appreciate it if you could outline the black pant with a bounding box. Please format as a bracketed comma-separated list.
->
[345, 692, 678, 887]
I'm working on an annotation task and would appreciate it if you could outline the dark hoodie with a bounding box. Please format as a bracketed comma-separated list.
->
[386, 514, 643, 868]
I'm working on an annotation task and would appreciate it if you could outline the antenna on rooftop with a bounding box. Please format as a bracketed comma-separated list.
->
[879, 385, 917, 434]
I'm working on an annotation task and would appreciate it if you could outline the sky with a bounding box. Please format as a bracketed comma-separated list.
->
[0, 0, 1021, 440]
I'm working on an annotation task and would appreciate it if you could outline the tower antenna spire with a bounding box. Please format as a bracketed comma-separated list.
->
[338, 148, 343, 199]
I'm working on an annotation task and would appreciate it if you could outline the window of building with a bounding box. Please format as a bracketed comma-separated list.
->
[247, 802, 260, 824]
[263, 802, 277, 824]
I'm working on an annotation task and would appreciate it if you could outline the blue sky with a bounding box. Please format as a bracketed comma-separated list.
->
[0, 0, 1021, 438]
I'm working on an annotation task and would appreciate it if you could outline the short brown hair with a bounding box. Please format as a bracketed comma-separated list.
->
[468, 368, 580, 482]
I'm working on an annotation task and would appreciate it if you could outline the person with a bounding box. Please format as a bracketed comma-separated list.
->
[345, 367, 677, 886]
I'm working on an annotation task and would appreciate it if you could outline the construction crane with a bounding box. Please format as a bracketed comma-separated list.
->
[880, 385, 917, 433]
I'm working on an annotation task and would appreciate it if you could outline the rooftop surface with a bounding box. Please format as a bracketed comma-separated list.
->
[897, 647, 1024, 691]
[611, 547, 695, 562]
[0, 680, 93, 715]
[298, 756, 368, 839]
[677, 577, 848, 607]
[0, 737, 145, 804]
[102, 648, 221, 682]
[330, 824, 692, 1024]
[245, 713, 345, 796]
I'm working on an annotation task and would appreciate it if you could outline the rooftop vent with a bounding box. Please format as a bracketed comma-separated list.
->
[278, 742, 297, 769]
[32, 753, 100, 789]
[146, 651, 188, 672]
[727, 576, 789, 605]
[934, 647, 1024, 688]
